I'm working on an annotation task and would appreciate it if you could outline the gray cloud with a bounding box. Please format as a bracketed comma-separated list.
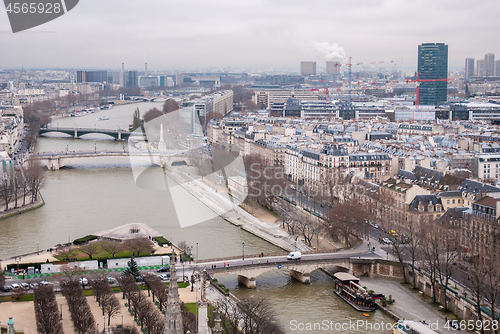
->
[0, 0, 499, 70]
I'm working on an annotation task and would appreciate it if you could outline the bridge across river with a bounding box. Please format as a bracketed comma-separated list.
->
[39, 127, 144, 141]
[34, 150, 191, 170]
[196, 252, 402, 288]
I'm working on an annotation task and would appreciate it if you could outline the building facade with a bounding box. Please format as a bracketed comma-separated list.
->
[300, 61, 316, 76]
[465, 58, 475, 80]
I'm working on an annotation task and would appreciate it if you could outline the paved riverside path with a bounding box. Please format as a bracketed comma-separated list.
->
[167, 166, 310, 252]
[359, 278, 468, 334]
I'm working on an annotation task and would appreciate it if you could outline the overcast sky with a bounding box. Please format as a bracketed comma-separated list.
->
[1, 0, 499, 72]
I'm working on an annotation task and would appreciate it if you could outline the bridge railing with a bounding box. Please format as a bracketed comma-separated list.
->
[198, 252, 288, 264]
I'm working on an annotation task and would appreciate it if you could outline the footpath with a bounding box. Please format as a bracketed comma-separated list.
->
[167, 167, 310, 253]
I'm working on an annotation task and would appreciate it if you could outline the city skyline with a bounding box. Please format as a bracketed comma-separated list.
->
[1, 0, 500, 71]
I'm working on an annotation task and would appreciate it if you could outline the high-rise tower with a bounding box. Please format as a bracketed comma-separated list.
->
[417, 43, 448, 105]
[485, 53, 495, 77]
[465, 58, 475, 80]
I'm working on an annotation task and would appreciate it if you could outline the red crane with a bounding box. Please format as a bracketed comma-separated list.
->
[311, 88, 330, 104]
[405, 72, 456, 108]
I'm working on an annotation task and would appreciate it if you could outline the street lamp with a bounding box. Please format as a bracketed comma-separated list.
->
[294, 237, 298, 252]
[37, 241, 39, 255]
[242, 242, 245, 260]
[196, 242, 198, 265]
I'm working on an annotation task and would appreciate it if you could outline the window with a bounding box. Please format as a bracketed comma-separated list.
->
[452, 199, 455, 204]
[447, 200, 450, 204]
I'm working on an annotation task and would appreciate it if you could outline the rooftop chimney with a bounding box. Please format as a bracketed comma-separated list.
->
[145, 62, 148, 77]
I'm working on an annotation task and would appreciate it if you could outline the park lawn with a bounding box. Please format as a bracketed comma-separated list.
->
[185, 302, 197, 314]
[0, 294, 34, 302]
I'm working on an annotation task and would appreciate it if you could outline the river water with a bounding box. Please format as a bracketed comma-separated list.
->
[0, 102, 394, 333]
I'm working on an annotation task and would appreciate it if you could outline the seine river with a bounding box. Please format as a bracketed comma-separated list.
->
[0, 102, 393, 333]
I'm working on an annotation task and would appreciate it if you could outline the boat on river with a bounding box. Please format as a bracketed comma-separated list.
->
[333, 272, 379, 312]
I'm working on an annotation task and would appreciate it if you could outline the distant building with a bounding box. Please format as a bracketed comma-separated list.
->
[126, 71, 138, 88]
[326, 61, 341, 75]
[465, 58, 475, 79]
[485, 53, 495, 77]
[477, 59, 486, 77]
[139, 76, 160, 88]
[496, 60, 500, 77]
[417, 43, 448, 105]
[300, 61, 316, 76]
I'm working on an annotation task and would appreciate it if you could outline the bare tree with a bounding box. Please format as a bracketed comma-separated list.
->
[239, 297, 285, 334]
[143, 107, 164, 122]
[79, 242, 99, 260]
[57, 246, 77, 261]
[125, 238, 154, 257]
[25, 157, 45, 203]
[435, 220, 461, 312]
[33, 285, 64, 334]
[101, 292, 121, 327]
[467, 254, 487, 334]
[0, 265, 5, 288]
[181, 302, 197, 333]
[405, 218, 422, 289]
[326, 199, 368, 247]
[420, 220, 440, 304]
[483, 240, 500, 332]
[0, 174, 14, 211]
[390, 226, 409, 284]
[101, 241, 122, 258]
[163, 99, 179, 114]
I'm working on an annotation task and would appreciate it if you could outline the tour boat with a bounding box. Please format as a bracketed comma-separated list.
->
[333, 272, 379, 312]
[97, 116, 110, 121]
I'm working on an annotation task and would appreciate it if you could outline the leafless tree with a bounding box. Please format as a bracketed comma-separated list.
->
[163, 99, 179, 114]
[101, 241, 122, 258]
[0, 174, 14, 211]
[467, 254, 487, 334]
[101, 292, 121, 327]
[33, 285, 64, 334]
[435, 220, 462, 312]
[143, 107, 164, 122]
[57, 246, 77, 261]
[60, 280, 96, 334]
[390, 226, 409, 284]
[239, 297, 285, 334]
[420, 220, 440, 304]
[109, 326, 138, 334]
[483, 240, 500, 332]
[125, 238, 154, 257]
[0, 266, 5, 288]
[405, 218, 422, 289]
[25, 157, 45, 203]
[181, 302, 197, 333]
[79, 242, 99, 260]
[326, 199, 368, 247]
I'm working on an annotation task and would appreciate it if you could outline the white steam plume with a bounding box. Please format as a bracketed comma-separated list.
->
[312, 41, 346, 61]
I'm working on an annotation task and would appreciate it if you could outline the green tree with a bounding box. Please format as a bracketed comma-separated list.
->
[123, 256, 140, 278]
[131, 108, 142, 131]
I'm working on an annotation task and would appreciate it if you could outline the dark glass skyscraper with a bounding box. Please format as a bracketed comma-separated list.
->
[418, 43, 448, 105]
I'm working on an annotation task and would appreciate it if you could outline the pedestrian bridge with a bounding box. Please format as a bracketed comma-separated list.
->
[34, 150, 191, 170]
[39, 127, 143, 141]
[206, 257, 352, 288]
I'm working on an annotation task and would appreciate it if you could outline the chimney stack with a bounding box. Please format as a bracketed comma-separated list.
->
[145, 62, 148, 77]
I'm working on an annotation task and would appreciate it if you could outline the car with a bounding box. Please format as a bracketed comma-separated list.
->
[79, 278, 89, 286]
[29, 283, 39, 289]
[382, 238, 393, 244]
[159, 274, 170, 281]
[134, 276, 143, 282]
[40, 281, 51, 286]
[10, 283, 20, 290]
[157, 267, 170, 273]
[107, 277, 115, 284]
[2, 286, 10, 292]
[20, 283, 30, 290]
[287, 251, 302, 260]
[450, 320, 459, 330]
[373, 224, 379, 229]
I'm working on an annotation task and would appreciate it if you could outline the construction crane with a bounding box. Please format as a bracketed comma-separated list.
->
[405, 72, 457, 108]
[332, 58, 395, 100]
[311, 88, 330, 104]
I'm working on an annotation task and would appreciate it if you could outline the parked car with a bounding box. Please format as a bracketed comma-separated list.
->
[159, 274, 170, 281]
[2, 286, 10, 292]
[79, 278, 88, 286]
[107, 277, 115, 284]
[40, 281, 51, 286]
[10, 283, 20, 291]
[29, 283, 39, 289]
[157, 266, 170, 273]
[382, 238, 393, 244]
[134, 276, 143, 282]
[20, 283, 30, 290]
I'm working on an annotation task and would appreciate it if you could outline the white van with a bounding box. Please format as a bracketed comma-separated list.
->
[287, 251, 301, 260]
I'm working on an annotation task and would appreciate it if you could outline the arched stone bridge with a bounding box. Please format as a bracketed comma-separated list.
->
[39, 127, 144, 141]
[34, 150, 191, 170]
[207, 258, 352, 289]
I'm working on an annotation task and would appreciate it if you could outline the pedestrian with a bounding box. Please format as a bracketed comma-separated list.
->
[261, 252, 264, 257]
[267, 260, 268, 264]
[258, 260, 260, 264]
[224, 262, 226, 268]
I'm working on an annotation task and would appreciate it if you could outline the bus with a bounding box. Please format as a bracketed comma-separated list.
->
[393, 320, 438, 334]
